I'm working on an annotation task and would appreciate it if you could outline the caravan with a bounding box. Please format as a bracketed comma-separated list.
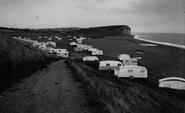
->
[70, 42, 77, 46]
[118, 54, 131, 61]
[159, 77, 185, 90]
[122, 58, 138, 66]
[74, 47, 84, 51]
[56, 51, 69, 58]
[114, 65, 148, 79]
[99, 61, 122, 71]
[83, 56, 99, 61]
[92, 50, 103, 55]
[87, 48, 98, 53]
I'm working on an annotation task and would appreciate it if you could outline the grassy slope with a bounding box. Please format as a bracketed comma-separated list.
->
[66, 58, 184, 113]
[0, 34, 59, 92]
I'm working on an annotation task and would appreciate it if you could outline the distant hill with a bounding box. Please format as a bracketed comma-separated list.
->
[54, 27, 81, 32]
[64, 25, 131, 38]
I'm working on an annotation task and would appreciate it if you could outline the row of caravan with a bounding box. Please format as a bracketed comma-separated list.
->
[83, 56, 185, 90]
[70, 41, 104, 56]
[13, 36, 68, 58]
[71, 36, 185, 90]
[39, 36, 62, 40]
[99, 60, 147, 79]
[82, 56, 147, 79]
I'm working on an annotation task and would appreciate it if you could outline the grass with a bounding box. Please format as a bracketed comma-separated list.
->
[65, 25, 132, 38]
[0, 34, 59, 92]
[66, 58, 184, 113]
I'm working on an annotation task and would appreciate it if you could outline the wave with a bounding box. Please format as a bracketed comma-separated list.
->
[133, 35, 185, 49]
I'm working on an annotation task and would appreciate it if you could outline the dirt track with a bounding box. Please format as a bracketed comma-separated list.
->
[0, 60, 91, 113]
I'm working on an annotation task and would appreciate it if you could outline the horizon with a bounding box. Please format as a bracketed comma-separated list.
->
[1, 25, 185, 34]
[0, 0, 184, 33]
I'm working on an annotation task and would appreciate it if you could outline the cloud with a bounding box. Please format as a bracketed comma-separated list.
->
[77, 0, 142, 13]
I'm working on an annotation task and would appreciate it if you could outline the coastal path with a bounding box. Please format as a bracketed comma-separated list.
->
[0, 60, 92, 113]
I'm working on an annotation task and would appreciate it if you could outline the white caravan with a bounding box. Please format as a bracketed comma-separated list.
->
[83, 56, 99, 61]
[39, 45, 47, 50]
[118, 54, 131, 61]
[56, 51, 69, 58]
[92, 50, 103, 55]
[114, 65, 148, 79]
[74, 47, 84, 51]
[122, 58, 138, 66]
[47, 41, 56, 47]
[76, 39, 82, 43]
[159, 77, 185, 90]
[58, 38, 62, 40]
[33, 42, 42, 47]
[88, 48, 98, 52]
[99, 61, 122, 71]
[58, 49, 67, 52]
[70, 42, 77, 46]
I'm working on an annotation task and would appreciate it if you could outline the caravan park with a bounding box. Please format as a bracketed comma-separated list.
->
[0, 26, 185, 113]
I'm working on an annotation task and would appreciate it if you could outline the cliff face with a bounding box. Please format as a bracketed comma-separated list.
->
[121, 26, 131, 36]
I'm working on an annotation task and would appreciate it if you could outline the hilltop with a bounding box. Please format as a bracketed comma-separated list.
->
[64, 25, 132, 38]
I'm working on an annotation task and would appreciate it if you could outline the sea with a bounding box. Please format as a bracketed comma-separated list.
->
[133, 33, 185, 49]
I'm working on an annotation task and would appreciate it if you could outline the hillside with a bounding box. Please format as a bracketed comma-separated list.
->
[0, 33, 59, 93]
[65, 25, 132, 38]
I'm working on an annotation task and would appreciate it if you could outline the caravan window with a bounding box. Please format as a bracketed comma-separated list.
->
[126, 60, 129, 62]
[106, 63, 110, 66]
[140, 70, 145, 73]
[128, 69, 133, 73]
[117, 64, 121, 66]
[164, 84, 171, 88]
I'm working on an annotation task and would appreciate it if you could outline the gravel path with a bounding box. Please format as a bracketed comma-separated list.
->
[0, 60, 91, 113]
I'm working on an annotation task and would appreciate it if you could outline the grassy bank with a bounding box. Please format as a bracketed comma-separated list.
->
[0, 34, 59, 93]
[66, 58, 184, 113]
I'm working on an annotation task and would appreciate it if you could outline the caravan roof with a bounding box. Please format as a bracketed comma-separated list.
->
[159, 77, 185, 82]
[88, 48, 98, 51]
[100, 60, 122, 64]
[118, 54, 131, 60]
[119, 65, 146, 70]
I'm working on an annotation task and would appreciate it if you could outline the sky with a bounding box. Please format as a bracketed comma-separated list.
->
[0, 0, 184, 33]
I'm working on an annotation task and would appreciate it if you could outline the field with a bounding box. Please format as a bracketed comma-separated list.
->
[1, 26, 185, 112]
[64, 36, 185, 113]
[84, 36, 185, 78]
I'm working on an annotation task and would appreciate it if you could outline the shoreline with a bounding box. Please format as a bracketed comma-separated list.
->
[133, 35, 185, 50]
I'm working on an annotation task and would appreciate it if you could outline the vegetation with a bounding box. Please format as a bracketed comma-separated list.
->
[66, 58, 184, 113]
[0, 34, 59, 92]
[0, 26, 60, 34]
[65, 25, 131, 38]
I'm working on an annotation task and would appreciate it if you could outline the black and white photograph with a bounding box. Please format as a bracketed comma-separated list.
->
[0, 0, 185, 113]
